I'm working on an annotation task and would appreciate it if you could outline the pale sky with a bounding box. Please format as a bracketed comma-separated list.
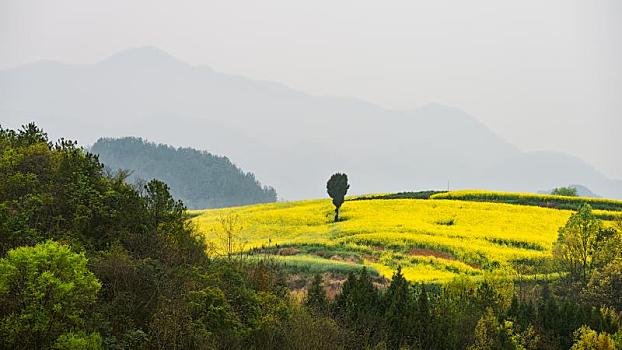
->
[1, 0, 621, 179]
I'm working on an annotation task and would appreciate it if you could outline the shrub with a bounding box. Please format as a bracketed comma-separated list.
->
[0, 241, 101, 349]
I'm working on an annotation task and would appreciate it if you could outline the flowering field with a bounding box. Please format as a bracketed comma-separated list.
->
[190, 194, 620, 283]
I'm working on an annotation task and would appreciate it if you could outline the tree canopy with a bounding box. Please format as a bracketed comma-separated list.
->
[552, 187, 579, 197]
[91, 137, 277, 209]
[0, 241, 101, 349]
[326, 173, 349, 222]
[553, 204, 601, 282]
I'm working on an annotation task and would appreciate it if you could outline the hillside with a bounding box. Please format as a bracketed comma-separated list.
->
[2, 47, 621, 199]
[191, 191, 622, 283]
[91, 137, 276, 208]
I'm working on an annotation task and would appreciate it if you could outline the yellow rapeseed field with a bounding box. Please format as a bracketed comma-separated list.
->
[190, 196, 619, 283]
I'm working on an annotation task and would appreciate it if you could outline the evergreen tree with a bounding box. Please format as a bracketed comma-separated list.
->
[383, 266, 414, 349]
[333, 268, 380, 348]
[414, 285, 433, 349]
[306, 273, 328, 315]
[144, 179, 185, 233]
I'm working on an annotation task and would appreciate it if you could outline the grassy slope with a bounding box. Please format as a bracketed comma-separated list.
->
[191, 193, 620, 283]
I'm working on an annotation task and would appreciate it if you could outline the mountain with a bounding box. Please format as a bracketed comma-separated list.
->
[90, 137, 277, 209]
[1, 46, 621, 200]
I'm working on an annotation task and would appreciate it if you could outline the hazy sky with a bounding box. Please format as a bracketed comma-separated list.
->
[1, 0, 621, 179]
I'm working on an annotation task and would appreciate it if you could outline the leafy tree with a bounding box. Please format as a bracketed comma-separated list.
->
[0, 241, 101, 349]
[579, 222, 622, 314]
[284, 307, 344, 350]
[88, 246, 161, 344]
[247, 291, 291, 348]
[433, 277, 483, 349]
[570, 326, 616, 350]
[215, 213, 245, 259]
[504, 323, 540, 350]
[0, 123, 147, 253]
[585, 258, 622, 311]
[187, 285, 242, 345]
[552, 187, 579, 197]
[326, 173, 349, 222]
[593, 227, 622, 270]
[553, 204, 601, 283]
[52, 332, 103, 350]
[468, 308, 503, 350]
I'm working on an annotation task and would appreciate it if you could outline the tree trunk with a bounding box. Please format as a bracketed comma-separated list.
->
[334, 207, 339, 222]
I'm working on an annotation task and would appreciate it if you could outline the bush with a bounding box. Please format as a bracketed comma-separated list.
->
[570, 326, 616, 350]
[0, 241, 101, 349]
[52, 332, 103, 350]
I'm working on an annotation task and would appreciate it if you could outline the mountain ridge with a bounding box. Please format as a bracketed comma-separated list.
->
[1, 47, 620, 200]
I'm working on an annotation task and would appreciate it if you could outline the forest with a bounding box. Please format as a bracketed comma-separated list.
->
[1, 124, 621, 350]
[90, 137, 277, 209]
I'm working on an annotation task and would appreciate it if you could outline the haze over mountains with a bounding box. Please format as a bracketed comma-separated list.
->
[1, 46, 620, 200]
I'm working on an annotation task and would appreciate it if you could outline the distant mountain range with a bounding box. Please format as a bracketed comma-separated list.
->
[1, 46, 621, 200]
[91, 137, 276, 209]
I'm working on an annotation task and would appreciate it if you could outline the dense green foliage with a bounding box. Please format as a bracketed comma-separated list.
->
[570, 326, 618, 349]
[305, 274, 328, 315]
[299, 266, 621, 349]
[0, 124, 298, 349]
[553, 204, 602, 282]
[326, 173, 349, 222]
[2, 124, 621, 349]
[0, 241, 101, 349]
[552, 186, 579, 197]
[91, 137, 276, 209]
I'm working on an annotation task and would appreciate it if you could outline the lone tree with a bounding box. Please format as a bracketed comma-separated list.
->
[215, 213, 245, 259]
[553, 203, 601, 283]
[551, 186, 578, 197]
[327, 173, 349, 222]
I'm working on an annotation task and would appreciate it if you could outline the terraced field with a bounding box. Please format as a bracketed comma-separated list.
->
[191, 192, 622, 283]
